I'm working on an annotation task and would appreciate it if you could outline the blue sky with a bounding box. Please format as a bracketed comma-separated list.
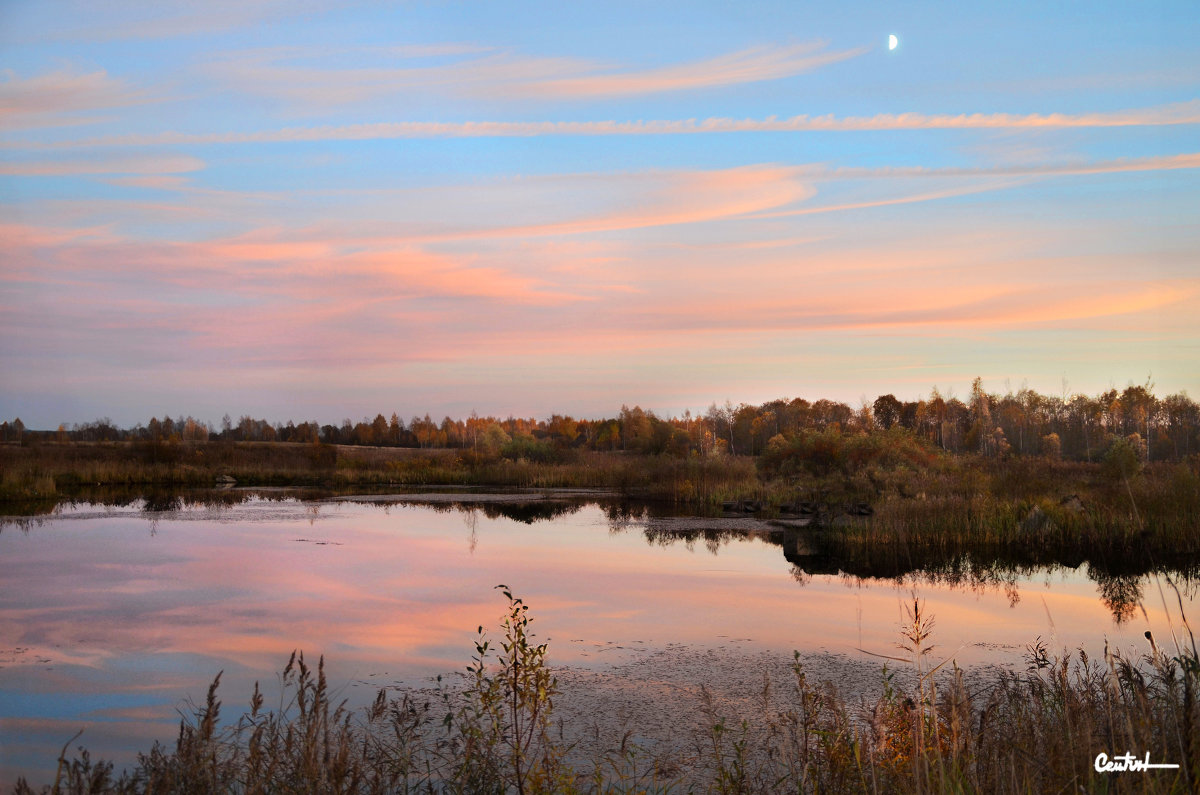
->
[1, 1, 1197, 427]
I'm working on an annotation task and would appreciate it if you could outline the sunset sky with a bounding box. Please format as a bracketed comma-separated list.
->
[2, 1, 1197, 428]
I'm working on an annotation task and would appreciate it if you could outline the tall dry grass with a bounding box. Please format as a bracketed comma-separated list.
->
[15, 587, 1200, 794]
[0, 442, 762, 507]
[6, 438, 1198, 545]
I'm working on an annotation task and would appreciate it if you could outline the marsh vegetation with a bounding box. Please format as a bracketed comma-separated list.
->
[13, 587, 1200, 794]
[4, 436, 1197, 575]
[4, 379, 1197, 519]
[6, 380, 1199, 791]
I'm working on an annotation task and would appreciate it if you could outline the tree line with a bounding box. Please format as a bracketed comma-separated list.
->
[3, 378, 1197, 462]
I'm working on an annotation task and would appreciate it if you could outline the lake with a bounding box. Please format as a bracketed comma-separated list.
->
[2, 490, 1196, 785]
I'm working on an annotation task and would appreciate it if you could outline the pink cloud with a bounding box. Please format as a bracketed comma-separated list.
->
[52, 0, 335, 41]
[204, 238, 336, 263]
[0, 222, 120, 249]
[428, 165, 815, 240]
[746, 179, 1028, 220]
[198, 41, 863, 108]
[200, 47, 586, 106]
[813, 152, 1200, 179]
[520, 42, 866, 98]
[9, 165, 811, 250]
[340, 248, 591, 304]
[0, 67, 150, 130]
[1, 220, 592, 318]
[4, 155, 1196, 384]
[0, 154, 204, 176]
[607, 277, 1195, 337]
[102, 175, 192, 189]
[134, 165, 815, 247]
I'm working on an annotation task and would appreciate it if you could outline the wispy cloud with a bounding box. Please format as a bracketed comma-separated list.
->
[0, 68, 151, 130]
[5, 201, 1196, 408]
[102, 175, 193, 190]
[1, 222, 592, 308]
[440, 166, 815, 240]
[201, 47, 584, 106]
[0, 222, 119, 250]
[738, 152, 1200, 220]
[809, 152, 1200, 179]
[747, 102, 1200, 131]
[19, 101, 1197, 149]
[198, 41, 864, 107]
[769, 284, 1193, 332]
[516, 279, 1196, 341]
[47, 0, 344, 41]
[515, 42, 866, 98]
[0, 154, 204, 176]
[109, 165, 813, 241]
[744, 180, 1029, 220]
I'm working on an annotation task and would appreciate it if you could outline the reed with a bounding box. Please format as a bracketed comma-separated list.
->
[0, 443, 759, 504]
[5, 441, 1197, 544]
[15, 587, 1200, 794]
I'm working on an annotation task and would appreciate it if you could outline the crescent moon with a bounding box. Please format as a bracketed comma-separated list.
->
[888, 34, 898, 50]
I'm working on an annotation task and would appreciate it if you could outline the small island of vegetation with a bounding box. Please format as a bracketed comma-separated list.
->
[4, 378, 1198, 549]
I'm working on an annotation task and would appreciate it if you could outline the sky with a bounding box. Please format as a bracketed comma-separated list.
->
[1, 0, 1197, 429]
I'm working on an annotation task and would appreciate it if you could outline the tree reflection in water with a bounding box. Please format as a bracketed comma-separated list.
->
[4, 489, 1196, 625]
[599, 502, 1198, 625]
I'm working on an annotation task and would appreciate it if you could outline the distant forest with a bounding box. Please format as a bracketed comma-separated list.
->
[3, 379, 1197, 463]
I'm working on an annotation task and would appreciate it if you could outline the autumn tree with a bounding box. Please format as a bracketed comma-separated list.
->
[733, 404, 759, 454]
[944, 397, 970, 453]
[966, 377, 994, 454]
[1118, 381, 1158, 459]
[547, 414, 579, 447]
[410, 414, 436, 448]
[872, 394, 902, 430]
[925, 388, 947, 448]
[371, 413, 389, 444]
[750, 409, 777, 454]
[182, 417, 208, 442]
[465, 411, 485, 452]
[809, 399, 852, 431]
[782, 397, 812, 433]
[1161, 392, 1198, 458]
[440, 416, 462, 447]
[474, 422, 506, 456]
[292, 421, 319, 444]
[620, 405, 652, 452]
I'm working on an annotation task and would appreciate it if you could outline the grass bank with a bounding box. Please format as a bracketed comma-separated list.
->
[0, 442, 760, 505]
[3, 440, 1198, 546]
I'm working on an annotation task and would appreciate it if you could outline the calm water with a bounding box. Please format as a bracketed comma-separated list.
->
[2, 492, 1196, 784]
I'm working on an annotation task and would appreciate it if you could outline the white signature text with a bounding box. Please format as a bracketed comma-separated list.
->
[1094, 752, 1180, 773]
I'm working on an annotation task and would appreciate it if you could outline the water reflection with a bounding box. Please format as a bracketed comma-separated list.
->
[1094, 570, 1145, 625]
[367, 498, 587, 525]
[362, 492, 1198, 635]
[2, 490, 1198, 783]
[591, 502, 1200, 624]
[5, 490, 1198, 627]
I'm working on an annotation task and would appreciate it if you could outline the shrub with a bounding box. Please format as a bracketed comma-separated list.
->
[1104, 435, 1144, 482]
